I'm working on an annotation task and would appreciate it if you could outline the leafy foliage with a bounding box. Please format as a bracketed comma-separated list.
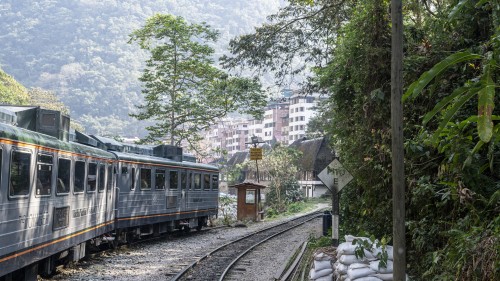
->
[129, 14, 266, 147]
[0, 67, 30, 104]
[223, 0, 499, 279]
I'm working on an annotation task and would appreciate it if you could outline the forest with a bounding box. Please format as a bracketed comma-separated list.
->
[221, 0, 499, 280]
[0, 0, 282, 136]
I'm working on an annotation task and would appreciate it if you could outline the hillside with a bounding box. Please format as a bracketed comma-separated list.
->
[0, 0, 283, 136]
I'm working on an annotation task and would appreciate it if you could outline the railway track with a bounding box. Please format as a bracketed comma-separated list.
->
[172, 211, 323, 281]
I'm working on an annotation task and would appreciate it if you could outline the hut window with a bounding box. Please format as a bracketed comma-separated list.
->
[245, 189, 255, 204]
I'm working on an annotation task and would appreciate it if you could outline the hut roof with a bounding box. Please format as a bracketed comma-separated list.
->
[289, 137, 334, 172]
[230, 182, 267, 189]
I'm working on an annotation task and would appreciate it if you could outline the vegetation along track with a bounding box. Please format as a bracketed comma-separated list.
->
[173, 211, 323, 281]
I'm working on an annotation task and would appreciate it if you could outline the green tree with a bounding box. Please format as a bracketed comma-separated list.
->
[129, 14, 266, 147]
[0, 68, 30, 104]
[258, 144, 302, 210]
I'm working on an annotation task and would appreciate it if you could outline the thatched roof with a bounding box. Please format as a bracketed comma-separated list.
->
[227, 151, 249, 166]
[289, 137, 335, 172]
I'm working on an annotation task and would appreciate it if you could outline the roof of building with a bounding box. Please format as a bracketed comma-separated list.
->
[289, 137, 335, 172]
[227, 151, 249, 166]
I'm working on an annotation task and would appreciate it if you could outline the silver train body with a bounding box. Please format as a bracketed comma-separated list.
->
[0, 112, 219, 280]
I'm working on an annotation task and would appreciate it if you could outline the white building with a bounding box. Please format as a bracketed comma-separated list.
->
[287, 92, 322, 144]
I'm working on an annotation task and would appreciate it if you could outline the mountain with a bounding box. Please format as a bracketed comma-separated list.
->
[0, 0, 283, 137]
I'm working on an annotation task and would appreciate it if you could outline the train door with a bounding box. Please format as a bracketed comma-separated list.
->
[180, 169, 188, 210]
[104, 163, 115, 226]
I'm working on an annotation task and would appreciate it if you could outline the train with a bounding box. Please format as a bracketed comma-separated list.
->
[0, 105, 219, 281]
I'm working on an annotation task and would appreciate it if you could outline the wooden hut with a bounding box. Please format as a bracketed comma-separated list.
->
[232, 182, 266, 221]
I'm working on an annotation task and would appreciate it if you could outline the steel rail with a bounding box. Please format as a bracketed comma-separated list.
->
[172, 211, 323, 281]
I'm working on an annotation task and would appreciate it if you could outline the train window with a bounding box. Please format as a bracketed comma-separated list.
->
[9, 150, 31, 197]
[181, 171, 187, 190]
[87, 162, 97, 192]
[186, 171, 191, 190]
[107, 165, 113, 190]
[155, 169, 165, 190]
[98, 164, 105, 191]
[203, 174, 210, 190]
[169, 170, 178, 190]
[131, 167, 136, 190]
[57, 158, 71, 194]
[212, 174, 219, 190]
[36, 153, 53, 196]
[193, 173, 201, 190]
[140, 168, 151, 190]
[0, 148, 2, 187]
[74, 160, 85, 193]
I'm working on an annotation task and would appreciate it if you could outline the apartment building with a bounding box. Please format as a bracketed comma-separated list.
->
[203, 90, 323, 160]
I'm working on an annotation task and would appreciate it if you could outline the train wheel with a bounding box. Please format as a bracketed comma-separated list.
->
[183, 225, 191, 233]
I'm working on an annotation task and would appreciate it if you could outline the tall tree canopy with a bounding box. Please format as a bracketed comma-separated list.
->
[129, 14, 267, 147]
[222, 0, 499, 279]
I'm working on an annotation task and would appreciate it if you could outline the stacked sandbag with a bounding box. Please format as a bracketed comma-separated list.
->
[309, 252, 334, 281]
[333, 235, 399, 281]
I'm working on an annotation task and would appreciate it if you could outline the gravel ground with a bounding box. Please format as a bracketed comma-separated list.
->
[225, 218, 322, 281]
[40, 203, 328, 281]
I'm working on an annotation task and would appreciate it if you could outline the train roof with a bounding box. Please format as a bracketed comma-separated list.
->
[111, 150, 218, 172]
[0, 122, 115, 159]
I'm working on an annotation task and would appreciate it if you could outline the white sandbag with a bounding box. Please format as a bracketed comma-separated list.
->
[335, 262, 349, 275]
[337, 242, 357, 257]
[339, 254, 369, 265]
[352, 277, 383, 281]
[314, 259, 332, 271]
[315, 273, 333, 281]
[315, 252, 332, 261]
[369, 260, 394, 274]
[374, 273, 393, 280]
[347, 266, 376, 279]
[350, 263, 370, 269]
[310, 268, 333, 280]
[371, 245, 394, 260]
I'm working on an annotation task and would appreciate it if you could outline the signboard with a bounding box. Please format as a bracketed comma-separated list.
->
[249, 147, 263, 160]
[318, 159, 353, 192]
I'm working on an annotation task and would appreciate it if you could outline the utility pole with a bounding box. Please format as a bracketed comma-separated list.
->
[391, 0, 406, 280]
[247, 135, 264, 183]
